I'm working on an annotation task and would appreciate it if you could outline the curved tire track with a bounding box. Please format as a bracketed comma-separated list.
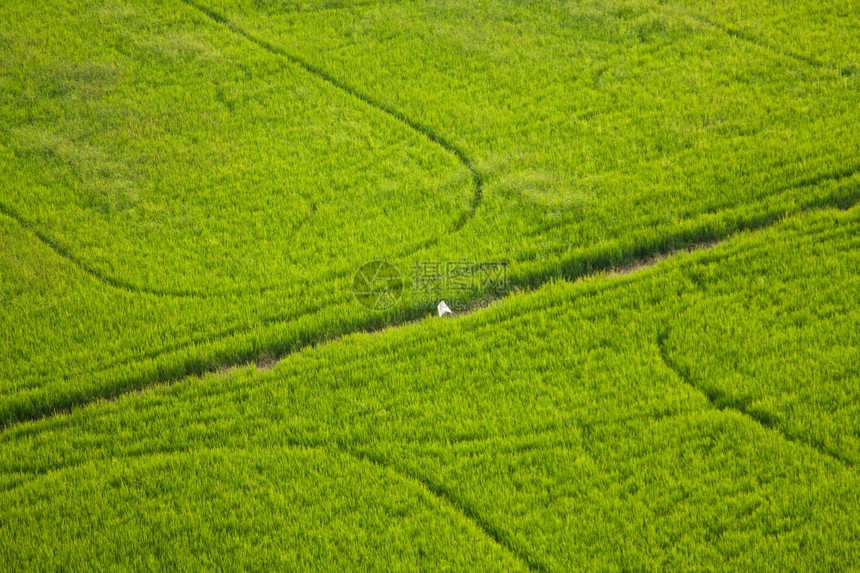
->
[5, 0, 860, 433]
[338, 446, 548, 573]
[656, 328, 856, 469]
[1, 0, 483, 299]
[665, 4, 826, 70]
[1, 440, 543, 571]
[181, 0, 483, 232]
[0, 203, 200, 298]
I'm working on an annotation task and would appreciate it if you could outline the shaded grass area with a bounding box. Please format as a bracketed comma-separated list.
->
[1, 207, 858, 570]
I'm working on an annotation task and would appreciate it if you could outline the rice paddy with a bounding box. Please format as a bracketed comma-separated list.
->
[1, 0, 858, 569]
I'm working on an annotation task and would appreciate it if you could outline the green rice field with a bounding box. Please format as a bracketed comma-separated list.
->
[1, 0, 858, 570]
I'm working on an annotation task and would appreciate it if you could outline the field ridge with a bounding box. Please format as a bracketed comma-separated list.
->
[3, 181, 859, 433]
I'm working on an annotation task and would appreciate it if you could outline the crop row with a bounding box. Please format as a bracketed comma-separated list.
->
[1, 205, 858, 570]
[2, 0, 859, 424]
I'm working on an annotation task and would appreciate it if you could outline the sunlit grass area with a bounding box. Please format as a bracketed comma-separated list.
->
[1, 0, 858, 569]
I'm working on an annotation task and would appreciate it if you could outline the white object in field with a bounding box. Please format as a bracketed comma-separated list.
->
[437, 300, 454, 317]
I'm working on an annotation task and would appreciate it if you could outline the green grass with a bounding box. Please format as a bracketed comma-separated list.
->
[2, 0, 860, 424]
[0, 0, 470, 421]
[1, 207, 859, 570]
[1, 0, 860, 569]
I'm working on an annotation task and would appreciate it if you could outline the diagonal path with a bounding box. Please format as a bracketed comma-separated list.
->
[5, 0, 860, 434]
[3, 185, 860, 431]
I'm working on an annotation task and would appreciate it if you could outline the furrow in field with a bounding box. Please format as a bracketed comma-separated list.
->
[655, 329, 856, 469]
[179, 0, 483, 232]
[0, 438, 538, 571]
[4, 179, 860, 432]
[0, 202, 200, 299]
[662, 2, 829, 70]
[338, 446, 548, 573]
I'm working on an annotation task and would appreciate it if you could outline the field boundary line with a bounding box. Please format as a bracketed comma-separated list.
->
[339, 446, 549, 572]
[180, 0, 483, 232]
[4, 172, 859, 432]
[0, 203, 200, 298]
[665, 4, 827, 69]
[656, 328, 856, 469]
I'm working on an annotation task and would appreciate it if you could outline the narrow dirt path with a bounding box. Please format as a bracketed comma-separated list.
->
[4, 188, 860, 431]
[5, 0, 860, 431]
